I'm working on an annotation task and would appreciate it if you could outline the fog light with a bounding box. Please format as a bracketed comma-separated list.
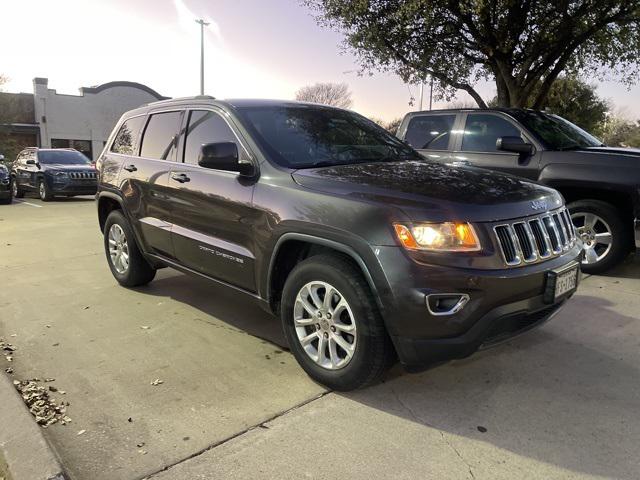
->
[426, 294, 470, 316]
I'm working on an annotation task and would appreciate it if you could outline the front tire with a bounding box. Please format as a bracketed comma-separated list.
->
[103, 210, 156, 287]
[281, 254, 395, 391]
[568, 199, 631, 274]
[38, 178, 53, 201]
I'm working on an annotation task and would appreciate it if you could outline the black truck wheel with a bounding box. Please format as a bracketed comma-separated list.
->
[568, 199, 631, 274]
[281, 254, 395, 391]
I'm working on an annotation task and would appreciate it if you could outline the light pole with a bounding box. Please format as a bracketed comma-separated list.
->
[195, 19, 210, 95]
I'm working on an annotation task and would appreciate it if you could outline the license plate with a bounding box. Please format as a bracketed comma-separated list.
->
[545, 264, 579, 303]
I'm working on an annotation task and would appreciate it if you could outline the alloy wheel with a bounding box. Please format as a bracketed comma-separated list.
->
[108, 224, 130, 274]
[571, 212, 613, 265]
[39, 182, 46, 200]
[11, 180, 17, 197]
[293, 281, 357, 370]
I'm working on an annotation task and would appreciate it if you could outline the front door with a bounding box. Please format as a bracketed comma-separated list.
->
[167, 109, 257, 292]
[16, 151, 39, 190]
[451, 112, 540, 180]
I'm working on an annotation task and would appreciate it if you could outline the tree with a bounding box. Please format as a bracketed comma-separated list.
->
[601, 116, 640, 147]
[538, 77, 610, 135]
[488, 76, 610, 134]
[304, 1, 640, 108]
[295, 82, 353, 108]
[369, 116, 403, 133]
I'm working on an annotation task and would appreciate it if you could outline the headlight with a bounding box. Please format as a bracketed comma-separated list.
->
[393, 222, 481, 252]
[53, 171, 69, 178]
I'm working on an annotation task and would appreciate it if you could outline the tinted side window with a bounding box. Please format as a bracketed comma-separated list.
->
[111, 116, 146, 155]
[139, 111, 182, 161]
[404, 115, 456, 150]
[461, 114, 521, 152]
[183, 110, 238, 164]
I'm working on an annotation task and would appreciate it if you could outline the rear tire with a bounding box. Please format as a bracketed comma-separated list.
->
[281, 254, 395, 391]
[568, 199, 631, 274]
[103, 210, 156, 287]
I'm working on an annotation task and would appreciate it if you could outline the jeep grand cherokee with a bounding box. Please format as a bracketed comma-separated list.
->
[96, 97, 582, 390]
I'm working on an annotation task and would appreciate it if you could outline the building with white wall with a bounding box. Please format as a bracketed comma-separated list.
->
[0, 78, 167, 161]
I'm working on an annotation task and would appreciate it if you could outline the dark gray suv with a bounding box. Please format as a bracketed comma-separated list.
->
[96, 97, 582, 390]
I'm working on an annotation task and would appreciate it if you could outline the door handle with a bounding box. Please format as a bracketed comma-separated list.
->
[123, 164, 137, 172]
[171, 172, 191, 183]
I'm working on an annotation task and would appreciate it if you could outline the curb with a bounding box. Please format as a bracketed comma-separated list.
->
[0, 373, 67, 480]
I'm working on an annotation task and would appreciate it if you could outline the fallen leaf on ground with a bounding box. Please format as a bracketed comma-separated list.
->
[13, 379, 71, 427]
[77, 430, 86, 435]
[150, 379, 164, 386]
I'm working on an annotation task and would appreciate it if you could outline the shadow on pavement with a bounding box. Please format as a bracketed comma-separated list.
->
[136, 270, 287, 348]
[134, 270, 640, 479]
[344, 294, 639, 479]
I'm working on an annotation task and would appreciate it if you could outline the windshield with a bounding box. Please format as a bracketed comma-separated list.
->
[38, 150, 91, 165]
[235, 105, 421, 168]
[512, 111, 603, 150]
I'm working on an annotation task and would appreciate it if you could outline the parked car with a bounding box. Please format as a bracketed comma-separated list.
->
[11, 148, 98, 201]
[0, 161, 12, 204]
[96, 97, 581, 390]
[396, 109, 639, 274]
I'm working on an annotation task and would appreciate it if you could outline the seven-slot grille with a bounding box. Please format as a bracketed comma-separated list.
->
[69, 171, 97, 180]
[493, 207, 576, 266]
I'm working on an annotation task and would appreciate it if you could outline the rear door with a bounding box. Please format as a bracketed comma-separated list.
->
[115, 111, 179, 258]
[167, 108, 257, 292]
[399, 113, 457, 162]
[451, 112, 540, 179]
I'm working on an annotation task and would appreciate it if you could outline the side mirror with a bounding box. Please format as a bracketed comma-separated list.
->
[198, 142, 255, 177]
[26, 159, 37, 165]
[496, 136, 534, 155]
[0, 154, 4, 161]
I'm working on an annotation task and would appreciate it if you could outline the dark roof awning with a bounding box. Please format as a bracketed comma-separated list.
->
[0, 123, 40, 134]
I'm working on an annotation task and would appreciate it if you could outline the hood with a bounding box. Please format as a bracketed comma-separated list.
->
[292, 161, 563, 223]
[43, 163, 95, 172]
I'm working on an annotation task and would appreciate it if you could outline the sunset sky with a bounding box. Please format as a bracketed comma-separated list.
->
[2, 0, 639, 121]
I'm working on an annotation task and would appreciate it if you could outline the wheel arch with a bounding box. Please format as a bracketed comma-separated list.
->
[97, 191, 125, 232]
[266, 233, 384, 315]
[555, 186, 634, 226]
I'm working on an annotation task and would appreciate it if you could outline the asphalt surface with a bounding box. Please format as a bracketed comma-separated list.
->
[1, 196, 639, 480]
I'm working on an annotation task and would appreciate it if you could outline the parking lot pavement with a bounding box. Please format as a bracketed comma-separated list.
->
[2, 198, 640, 480]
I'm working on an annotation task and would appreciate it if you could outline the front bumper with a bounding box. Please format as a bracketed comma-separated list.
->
[48, 177, 97, 195]
[373, 244, 583, 369]
[394, 293, 571, 371]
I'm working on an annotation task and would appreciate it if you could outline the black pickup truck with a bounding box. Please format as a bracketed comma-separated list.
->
[397, 109, 640, 273]
[96, 98, 581, 390]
